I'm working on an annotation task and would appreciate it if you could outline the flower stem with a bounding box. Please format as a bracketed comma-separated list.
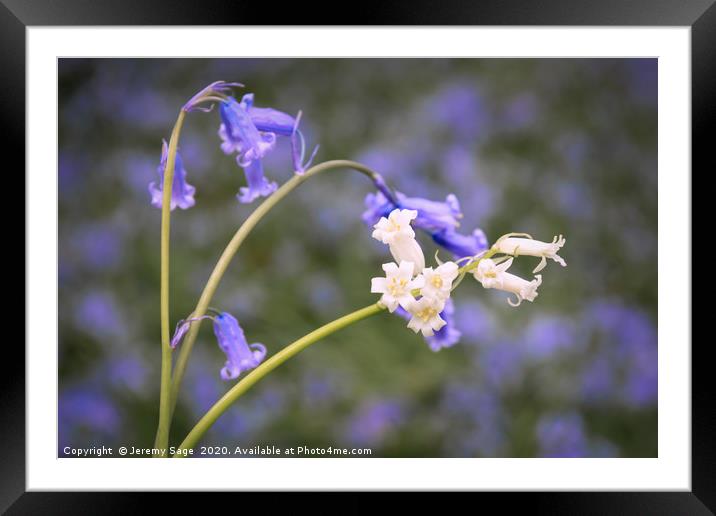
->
[168, 160, 382, 420]
[153, 109, 186, 455]
[174, 303, 385, 456]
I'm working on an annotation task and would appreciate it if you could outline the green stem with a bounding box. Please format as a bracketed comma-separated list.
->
[172, 251, 499, 455]
[174, 303, 384, 456]
[153, 109, 187, 455]
[168, 160, 381, 420]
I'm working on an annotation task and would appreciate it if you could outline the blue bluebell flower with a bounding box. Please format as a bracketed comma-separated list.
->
[363, 185, 487, 258]
[219, 94, 319, 202]
[240, 95, 318, 173]
[241, 93, 295, 136]
[219, 96, 277, 167]
[219, 96, 278, 203]
[397, 192, 462, 232]
[362, 190, 461, 232]
[362, 190, 393, 227]
[431, 227, 489, 259]
[213, 312, 267, 381]
[237, 160, 278, 204]
[148, 140, 196, 210]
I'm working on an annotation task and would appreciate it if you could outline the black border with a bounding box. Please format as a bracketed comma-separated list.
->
[6, 0, 711, 511]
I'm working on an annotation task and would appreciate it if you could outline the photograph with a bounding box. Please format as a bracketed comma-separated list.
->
[57, 57, 658, 460]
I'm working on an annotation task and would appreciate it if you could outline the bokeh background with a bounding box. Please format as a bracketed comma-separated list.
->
[58, 58, 657, 458]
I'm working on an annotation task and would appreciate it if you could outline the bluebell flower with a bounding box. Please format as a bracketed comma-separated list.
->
[431, 227, 489, 259]
[213, 312, 267, 381]
[148, 140, 196, 210]
[425, 298, 461, 351]
[362, 186, 487, 259]
[395, 298, 461, 351]
[362, 190, 461, 232]
[219, 96, 278, 203]
[219, 94, 319, 202]
[397, 192, 462, 232]
[219, 96, 277, 167]
[240, 95, 318, 172]
[362, 190, 393, 227]
[237, 160, 278, 204]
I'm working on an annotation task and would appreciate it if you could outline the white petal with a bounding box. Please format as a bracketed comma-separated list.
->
[407, 317, 423, 333]
[381, 295, 400, 312]
[382, 262, 399, 275]
[371, 277, 387, 293]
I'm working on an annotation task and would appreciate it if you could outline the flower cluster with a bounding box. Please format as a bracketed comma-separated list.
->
[370, 208, 567, 349]
[218, 93, 318, 203]
[150, 82, 318, 210]
[473, 233, 566, 307]
[370, 208, 461, 350]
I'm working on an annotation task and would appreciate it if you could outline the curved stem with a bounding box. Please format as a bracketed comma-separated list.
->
[168, 160, 381, 418]
[174, 303, 385, 456]
[173, 249, 498, 454]
[153, 110, 187, 454]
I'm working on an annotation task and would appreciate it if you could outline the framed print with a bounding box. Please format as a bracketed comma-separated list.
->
[6, 0, 711, 511]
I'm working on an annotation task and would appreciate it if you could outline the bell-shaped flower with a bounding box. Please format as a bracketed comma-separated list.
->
[388, 236, 426, 273]
[213, 312, 267, 381]
[493, 234, 566, 273]
[372, 208, 426, 271]
[363, 191, 462, 233]
[219, 94, 319, 202]
[236, 160, 278, 204]
[425, 298, 461, 351]
[372, 208, 418, 244]
[396, 192, 462, 232]
[473, 257, 542, 307]
[395, 298, 461, 351]
[219, 96, 277, 166]
[241, 96, 319, 174]
[362, 190, 395, 227]
[431, 227, 489, 259]
[371, 261, 424, 312]
[420, 261, 459, 301]
[241, 93, 296, 136]
[148, 140, 196, 211]
[405, 296, 447, 337]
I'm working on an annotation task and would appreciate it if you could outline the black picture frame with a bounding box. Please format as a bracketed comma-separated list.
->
[5, 0, 710, 511]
